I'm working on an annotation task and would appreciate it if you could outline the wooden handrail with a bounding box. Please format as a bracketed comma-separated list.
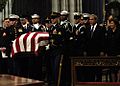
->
[71, 56, 120, 86]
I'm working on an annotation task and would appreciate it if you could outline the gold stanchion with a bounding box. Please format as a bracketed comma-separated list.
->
[57, 54, 63, 86]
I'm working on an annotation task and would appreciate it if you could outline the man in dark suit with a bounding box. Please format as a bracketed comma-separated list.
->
[86, 14, 104, 56]
[84, 14, 105, 82]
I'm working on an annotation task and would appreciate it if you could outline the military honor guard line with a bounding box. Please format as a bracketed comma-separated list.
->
[0, 10, 120, 86]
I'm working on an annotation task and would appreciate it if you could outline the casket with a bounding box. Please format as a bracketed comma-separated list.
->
[11, 32, 49, 57]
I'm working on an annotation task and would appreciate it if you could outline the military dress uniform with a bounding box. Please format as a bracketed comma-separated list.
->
[8, 14, 28, 76]
[46, 12, 66, 86]
[59, 10, 73, 86]
[31, 14, 46, 32]
[0, 27, 11, 74]
[22, 24, 32, 33]
[9, 14, 24, 40]
[60, 19, 73, 55]
[31, 24, 45, 32]
[73, 24, 87, 56]
[48, 24, 66, 86]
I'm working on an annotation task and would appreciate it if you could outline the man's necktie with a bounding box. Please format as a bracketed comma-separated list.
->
[91, 25, 94, 38]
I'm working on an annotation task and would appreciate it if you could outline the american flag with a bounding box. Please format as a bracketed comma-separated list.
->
[11, 32, 49, 57]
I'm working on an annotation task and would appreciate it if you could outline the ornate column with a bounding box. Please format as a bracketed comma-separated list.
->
[8, 0, 12, 14]
[65, 0, 68, 11]
[61, 0, 66, 11]
[52, 0, 59, 12]
[0, 0, 7, 27]
[2, 8, 5, 20]
[69, 0, 75, 24]
[77, 0, 80, 12]
[61, 0, 69, 11]
[80, 0, 82, 13]
[5, 1, 9, 18]
[0, 12, 3, 27]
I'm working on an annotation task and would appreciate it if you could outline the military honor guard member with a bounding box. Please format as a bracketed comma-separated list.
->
[73, 12, 87, 56]
[20, 17, 32, 33]
[31, 14, 45, 32]
[58, 10, 73, 86]
[44, 17, 52, 32]
[0, 18, 11, 74]
[60, 10, 73, 55]
[46, 12, 66, 86]
[9, 14, 24, 40]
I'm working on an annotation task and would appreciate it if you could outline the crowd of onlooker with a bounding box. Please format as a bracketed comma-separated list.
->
[0, 11, 120, 86]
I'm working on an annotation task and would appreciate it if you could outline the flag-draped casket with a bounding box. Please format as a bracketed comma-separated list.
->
[11, 32, 49, 57]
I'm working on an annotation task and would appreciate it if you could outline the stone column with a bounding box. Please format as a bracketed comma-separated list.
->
[65, 0, 68, 11]
[2, 8, 5, 20]
[69, 0, 75, 24]
[61, 0, 66, 11]
[0, 12, 3, 27]
[77, 0, 80, 12]
[8, 0, 12, 15]
[80, 0, 82, 13]
[5, 1, 9, 18]
[52, 0, 59, 12]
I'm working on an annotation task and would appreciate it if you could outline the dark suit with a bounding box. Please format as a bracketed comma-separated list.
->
[83, 24, 105, 82]
[86, 24, 104, 56]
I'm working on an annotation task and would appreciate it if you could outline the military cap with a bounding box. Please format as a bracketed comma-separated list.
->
[20, 15, 30, 20]
[50, 12, 60, 19]
[20, 18, 26, 21]
[73, 12, 81, 19]
[9, 14, 19, 21]
[9, 14, 19, 19]
[45, 17, 51, 23]
[31, 14, 40, 19]
[83, 13, 90, 20]
[60, 10, 69, 16]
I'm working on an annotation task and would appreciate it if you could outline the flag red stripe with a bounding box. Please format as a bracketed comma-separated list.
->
[11, 32, 49, 57]
[31, 32, 38, 52]
[15, 37, 21, 54]
[23, 32, 31, 51]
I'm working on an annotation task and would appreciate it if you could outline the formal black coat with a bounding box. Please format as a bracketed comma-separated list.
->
[105, 27, 120, 56]
[85, 24, 105, 56]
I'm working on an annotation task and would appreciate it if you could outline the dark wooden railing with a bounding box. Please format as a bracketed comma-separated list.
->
[71, 56, 120, 86]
